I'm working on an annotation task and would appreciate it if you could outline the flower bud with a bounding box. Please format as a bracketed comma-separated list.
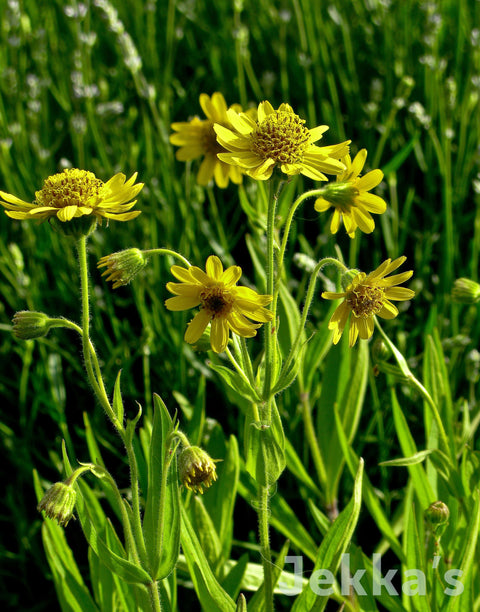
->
[178, 445, 218, 494]
[98, 248, 149, 289]
[37, 481, 77, 526]
[452, 278, 480, 304]
[425, 500, 450, 536]
[12, 310, 52, 339]
[315, 182, 358, 209]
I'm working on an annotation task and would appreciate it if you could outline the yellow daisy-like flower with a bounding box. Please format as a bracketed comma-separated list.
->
[314, 149, 387, 238]
[165, 255, 273, 353]
[322, 257, 415, 347]
[214, 100, 350, 181]
[170, 92, 245, 188]
[0, 168, 143, 224]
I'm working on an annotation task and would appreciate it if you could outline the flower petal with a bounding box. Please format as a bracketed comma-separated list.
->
[185, 309, 211, 343]
[210, 317, 229, 353]
[165, 295, 201, 311]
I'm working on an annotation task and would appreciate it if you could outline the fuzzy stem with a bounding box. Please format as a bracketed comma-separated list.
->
[148, 582, 162, 612]
[142, 248, 191, 268]
[76, 236, 123, 432]
[258, 483, 274, 612]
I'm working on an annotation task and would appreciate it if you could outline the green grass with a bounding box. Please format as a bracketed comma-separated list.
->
[1, 0, 480, 610]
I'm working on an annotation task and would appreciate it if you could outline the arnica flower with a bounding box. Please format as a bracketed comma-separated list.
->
[178, 445, 219, 494]
[0, 168, 143, 225]
[98, 248, 149, 289]
[214, 101, 350, 181]
[165, 255, 273, 353]
[314, 149, 387, 238]
[170, 92, 245, 188]
[37, 480, 77, 527]
[322, 257, 415, 347]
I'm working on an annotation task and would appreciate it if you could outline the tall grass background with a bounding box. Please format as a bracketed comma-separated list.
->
[1, 0, 479, 609]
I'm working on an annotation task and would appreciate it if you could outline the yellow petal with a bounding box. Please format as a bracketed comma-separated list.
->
[356, 169, 383, 192]
[206, 255, 224, 280]
[210, 317, 229, 353]
[57, 205, 78, 221]
[165, 295, 201, 311]
[185, 309, 212, 343]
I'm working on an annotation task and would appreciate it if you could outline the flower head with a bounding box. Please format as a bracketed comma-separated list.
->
[12, 311, 52, 339]
[178, 445, 219, 494]
[165, 255, 273, 353]
[170, 93, 246, 188]
[214, 101, 350, 181]
[37, 480, 77, 526]
[452, 277, 480, 304]
[322, 257, 415, 347]
[0, 169, 143, 229]
[314, 149, 387, 238]
[98, 248, 149, 289]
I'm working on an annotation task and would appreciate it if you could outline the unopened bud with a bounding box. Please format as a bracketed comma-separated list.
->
[452, 278, 480, 304]
[178, 445, 219, 494]
[37, 480, 77, 526]
[98, 248, 149, 289]
[12, 310, 51, 339]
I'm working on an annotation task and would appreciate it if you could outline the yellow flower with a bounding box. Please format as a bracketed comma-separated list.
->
[170, 92, 245, 188]
[165, 255, 273, 353]
[322, 257, 415, 347]
[214, 100, 350, 181]
[0, 168, 143, 225]
[314, 149, 387, 238]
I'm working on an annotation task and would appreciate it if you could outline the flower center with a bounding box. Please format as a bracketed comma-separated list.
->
[347, 284, 385, 318]
[36, 169, 104, 209]
[200, 286, 233, 318]
[250, 110, 311, 164]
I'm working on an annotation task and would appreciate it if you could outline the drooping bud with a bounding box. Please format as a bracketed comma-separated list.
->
[12, 311, 52, 339]
[452, 277, 480, 304]
[98, 248, 149, 289]
[37, 480, 77, 526]
[425, 500, 450, 538]
[178, 445, 219, 494]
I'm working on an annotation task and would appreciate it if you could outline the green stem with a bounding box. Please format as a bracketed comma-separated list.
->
[143, 248, 191, 268]
[123, 436, 149, 568]
[374, 319, 453, 461]
[258, 483, 274, 612]
[262, 179, 282, 409]
[76, 237, 123, 433]
[148, 582, 162, 612]
[278, 257, 347, 385]
[300, 391, 327, 488]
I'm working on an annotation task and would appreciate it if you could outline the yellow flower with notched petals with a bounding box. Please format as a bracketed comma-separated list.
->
[322, 257, 415, 347]
[165, 255, 273, 353]
[214, 100, 350, 181]
[0, 168, 143, 224]
[314, 149, 387, 238]
[170, 92, 245, 188]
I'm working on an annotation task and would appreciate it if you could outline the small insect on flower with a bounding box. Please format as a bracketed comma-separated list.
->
[322, 257, 415, 347]
[314, 149, 387, 238]
[0, 169, 143, 232]
[170, 92, 247, 188]
[165, 255, 273, 353]
[214, 100, 350, 181]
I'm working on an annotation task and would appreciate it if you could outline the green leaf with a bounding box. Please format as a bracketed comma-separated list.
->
[143, 394, 180, 580]
[247, 540, 291, 611]
[443, 491, 480, 612]
[244, 399, 285, 486]
[209, 362, 260, 403]
[379, 449, 435, 467]
[292, 460, 364, 612]
[34, 471, 99, 612]
[404, 492, 430, 612]
[391, 388, 436, 509]
[285, 437, 322, 499]
[113, 370, 124, 425]
[334, 409, 405, 562]
[190, 496, 222, 570]
[221, 554, 249, 602]
[180, 505, 236, 612]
